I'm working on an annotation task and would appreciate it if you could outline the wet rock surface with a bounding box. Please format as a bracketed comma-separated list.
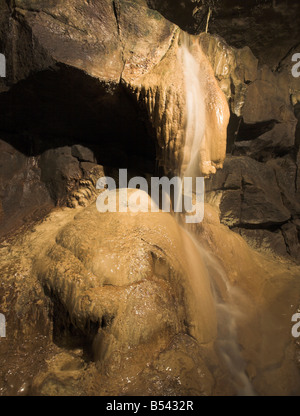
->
[0, 201, 221, 396]
[148, 1, 300, 68]
[0, 199, 299, 396]
[0, 139, 54, 239]
[0, 0, 300, 397]
[199, 29, 300, 261]
[206, 156, 300, 260]
[0, 0, 230, 235]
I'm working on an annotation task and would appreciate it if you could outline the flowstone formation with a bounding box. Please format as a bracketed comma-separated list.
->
[199, 32, 300, 261]
[1, 196, 223, 396]
[0, 0, 230, 239]
[35, 192, 217, 352]
[0, 0, 300, 398]
[1, 194, 300, 396]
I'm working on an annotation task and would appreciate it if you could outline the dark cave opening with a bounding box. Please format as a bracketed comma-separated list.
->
[235, 119, 279, 142]
[0, 64, 156, 169]
[294, 102, 300, 153]
[0, 64, 157, 239]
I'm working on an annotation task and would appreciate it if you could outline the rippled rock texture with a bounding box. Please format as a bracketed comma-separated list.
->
[0, 0, 230, 237]
[146, 2, 300, 261]
[0, 0, 300, 398]
[1, 197, 299, 396]
[0, 199, 221, 396]
[199, 31, 300, 261]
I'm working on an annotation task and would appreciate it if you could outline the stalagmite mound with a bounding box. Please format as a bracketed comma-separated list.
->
[1, 195, 299, 395]
[0, 0, 299, 397]
[34, 191, 217, 352]
[0, 197, 220, 396]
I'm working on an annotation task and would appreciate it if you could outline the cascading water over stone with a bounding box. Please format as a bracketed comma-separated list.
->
[178, 31, 254, 395]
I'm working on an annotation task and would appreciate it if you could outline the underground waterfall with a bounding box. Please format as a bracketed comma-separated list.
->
[173, 32, 255, 396]
[1, 0, 300, 397]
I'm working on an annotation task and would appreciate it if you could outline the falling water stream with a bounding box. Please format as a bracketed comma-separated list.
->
[185, 230, 255, 396]
[177, 33, 255, 396]
[181, 34, 206, 179]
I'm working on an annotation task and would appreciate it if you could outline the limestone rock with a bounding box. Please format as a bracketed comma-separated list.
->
[233, 66, 297, 158]
[199, 33, 258, 117]
[129, 31, 230, 175]
[71, 145, 95, 163]
[116, 0, 176, 83]
[234, 123, 297, 160]
[242, 77, 296, 124]
[13, 0, 123, 83]
[206, 156, 291, 228]
[238, 228, 288, 259]
[40, 147, 82, 204]
[34, 192, 218, 366]
[0, 139, 53, 239]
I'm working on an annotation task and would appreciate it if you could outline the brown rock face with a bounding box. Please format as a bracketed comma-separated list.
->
[0, 195, 221, 396]
[198, 28, 300, 261]
[206, 155, 300, 260]
[148, 1, 300, 69]
[0, 0, 229, 237]
[35, 192, 218, 349]
[128, 31, 230, 175]
[0, 0, 300, 398]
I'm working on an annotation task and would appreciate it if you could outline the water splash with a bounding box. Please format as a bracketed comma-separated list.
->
[194, 238, 255, 396]
[182, 229, 255, 395]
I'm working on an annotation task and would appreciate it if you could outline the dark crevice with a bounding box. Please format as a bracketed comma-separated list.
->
[239, 177, 246, 228]
[231, 220, 290, 232]
[296, 161, 299, 194]
[100, 315, 114, 330]
[226, 111, 241, 153]
[44, 288, 98, 357]
[294, 103, 300, 192]
[274, 41, 300, 72]
[0, 64, 157, 170]
[112, 0, 120, 35]
[281, 228, 292, 256]
[112, 0, 126, 79]
[235, 119, 279, 142]
[271, 165, 293, 212]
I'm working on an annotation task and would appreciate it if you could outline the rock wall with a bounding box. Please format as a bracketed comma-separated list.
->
[199, 33, 300, 261]
[0, 0, 299, 397]
[0, 0, 230, 238]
